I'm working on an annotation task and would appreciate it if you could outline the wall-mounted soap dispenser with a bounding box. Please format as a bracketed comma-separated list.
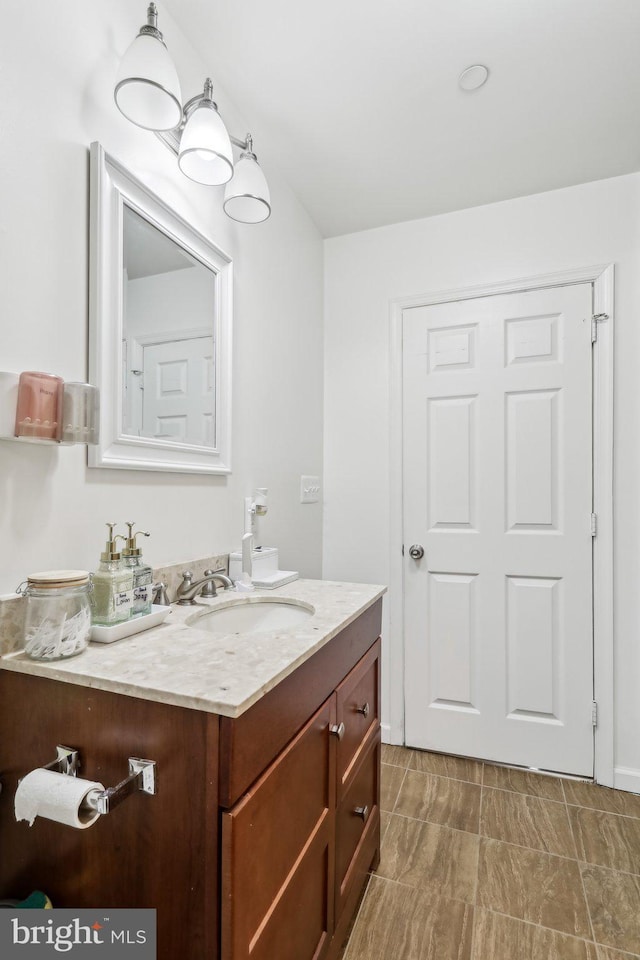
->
[14, 371, 63, 442]
[61, 382, 100, 444]
[0, 370, 100, 446]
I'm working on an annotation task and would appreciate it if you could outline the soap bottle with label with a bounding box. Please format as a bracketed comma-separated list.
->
[121, 523, 153, 619]
[91, 523, 134, 625]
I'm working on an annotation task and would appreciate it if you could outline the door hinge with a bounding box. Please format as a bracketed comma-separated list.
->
[591, 513, 597, 537]
[592, 701, 598, 727]
[591, 313, 609, 343]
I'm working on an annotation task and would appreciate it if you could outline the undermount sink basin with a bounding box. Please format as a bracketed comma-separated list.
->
[187, 598, 315, 634]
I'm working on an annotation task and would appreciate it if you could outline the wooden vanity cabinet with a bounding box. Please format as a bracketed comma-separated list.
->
[0, 598, 382, 960]
[0, 674, 221, 960]
[221, 697, 336, 960]
[334, 642, 381, 925]
[220, 630, 382, 960]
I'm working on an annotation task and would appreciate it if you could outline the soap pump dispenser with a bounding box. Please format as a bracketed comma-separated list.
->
[91, 522, 134, 626]
[121, 523, 153, 619]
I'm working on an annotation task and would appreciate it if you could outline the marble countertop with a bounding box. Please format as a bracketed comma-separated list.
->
[0, 580, 385, 718]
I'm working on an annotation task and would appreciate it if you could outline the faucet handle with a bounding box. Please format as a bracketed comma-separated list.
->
[176, 571, 194, 600]
[200, 569, 217, 598]
[152, 582, 170, 606]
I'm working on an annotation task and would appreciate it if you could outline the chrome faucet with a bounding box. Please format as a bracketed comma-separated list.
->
[176, 569, 234, 605]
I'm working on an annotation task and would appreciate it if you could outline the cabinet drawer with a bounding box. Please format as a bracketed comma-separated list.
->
[219, 599, 382, 808]
[335, 736, 380, 921]
[335, 638, 380, 793]
[221, 696, 335, 960]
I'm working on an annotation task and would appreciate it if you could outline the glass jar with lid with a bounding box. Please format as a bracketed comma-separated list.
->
[22, 570, 92, 661]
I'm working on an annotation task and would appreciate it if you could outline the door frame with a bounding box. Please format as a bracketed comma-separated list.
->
[388, 263, 614, 786]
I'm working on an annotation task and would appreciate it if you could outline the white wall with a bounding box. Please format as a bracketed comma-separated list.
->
[0, 1, 324, 590]
[323, 173, 640, 785]
[126, 267, 213, 339]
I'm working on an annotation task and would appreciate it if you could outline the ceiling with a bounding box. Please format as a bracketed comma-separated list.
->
[124, 206, 194, 279]
[163, 0, 640, 238]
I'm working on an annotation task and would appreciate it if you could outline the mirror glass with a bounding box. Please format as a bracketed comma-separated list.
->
[122, 206, 216, 448]
[89, 142, 232, 475]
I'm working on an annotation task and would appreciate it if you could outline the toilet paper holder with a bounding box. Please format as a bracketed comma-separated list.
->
[44, 745, 80, 777]
[42, 744, 157, 816]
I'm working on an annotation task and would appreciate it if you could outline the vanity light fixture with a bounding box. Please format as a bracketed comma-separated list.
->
[223, 136, 271, 223]
[114, 3, 271, 223]
[114, 2, 182, 130]
[178, 79, 234, 186]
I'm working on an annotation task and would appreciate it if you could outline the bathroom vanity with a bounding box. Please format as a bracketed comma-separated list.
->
[0, 580, 384, 960]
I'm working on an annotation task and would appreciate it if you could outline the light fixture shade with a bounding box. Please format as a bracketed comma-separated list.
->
[223, 153, 271, 223]
[178, 103, 234, 185]
[114, 33, 182, 131]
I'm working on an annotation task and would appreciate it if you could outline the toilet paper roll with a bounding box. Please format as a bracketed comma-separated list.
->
[15, 769, 105, 829]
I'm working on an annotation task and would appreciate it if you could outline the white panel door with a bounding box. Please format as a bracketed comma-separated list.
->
[403, 284, 594, 775]
[143, 337, 215, 445]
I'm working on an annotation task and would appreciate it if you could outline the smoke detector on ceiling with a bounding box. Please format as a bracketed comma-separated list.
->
[458, 64, 489, 92]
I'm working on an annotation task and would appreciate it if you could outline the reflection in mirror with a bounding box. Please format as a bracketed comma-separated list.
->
[122, 206, 216, 448]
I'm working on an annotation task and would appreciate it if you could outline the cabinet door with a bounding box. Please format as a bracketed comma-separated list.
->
[222, 696, 336, 960]
[335, 638, 380, 795]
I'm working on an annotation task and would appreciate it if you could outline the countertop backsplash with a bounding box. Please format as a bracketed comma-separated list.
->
[0, 595, 26, 657]
[152, 554, 229, 603]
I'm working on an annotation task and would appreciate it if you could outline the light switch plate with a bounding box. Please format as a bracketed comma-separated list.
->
[300, 475, 321, 503]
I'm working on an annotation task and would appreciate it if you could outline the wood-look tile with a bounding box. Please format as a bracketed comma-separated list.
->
[564, 780, 640, 820]
[483, 763, 565, 801]
[480, 786, 576, 857]
[471, 908, 598, 960]
[581, 864, 640, 954]
[394, 769, 481, 832]
[343, 875, 473, 960]
[569, 806, 640, 874]
[380, 810, 392, 843]
[381, 762, 405, 812]
[409, 749, 483, 784]
[597, 947, 640, 959]
[477, 838, 591, 938]
[378, 813, 479, 902]
[381, 744, 414, 767]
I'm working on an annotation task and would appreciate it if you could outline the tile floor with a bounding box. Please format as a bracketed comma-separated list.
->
[341, 745, 640, 960]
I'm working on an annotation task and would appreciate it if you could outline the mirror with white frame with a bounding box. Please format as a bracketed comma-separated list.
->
[89, 142, 232, 474]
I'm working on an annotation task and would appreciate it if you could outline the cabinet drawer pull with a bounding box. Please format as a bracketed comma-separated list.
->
[354, 805, 369, 822]
[356, 702, 370, 719]
[329, 722, 345, 741]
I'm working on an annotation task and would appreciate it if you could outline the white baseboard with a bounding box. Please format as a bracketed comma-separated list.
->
[381, 713, 405, 745]
[613, 766, 640, 795]
[381, 723, 392, 744]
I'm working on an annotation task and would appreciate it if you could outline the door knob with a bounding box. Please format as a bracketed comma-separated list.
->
[409, 544, 424, 560]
